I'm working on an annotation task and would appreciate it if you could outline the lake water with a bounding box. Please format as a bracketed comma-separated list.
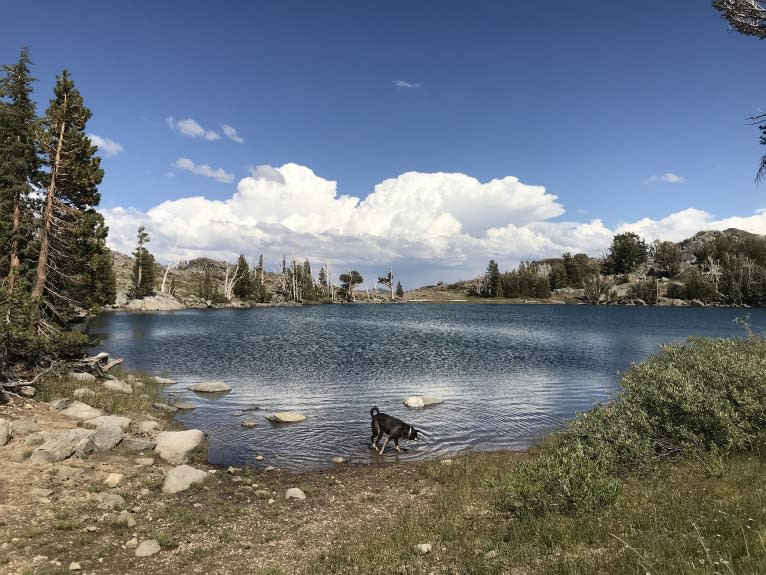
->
[84, 304, 766, 470]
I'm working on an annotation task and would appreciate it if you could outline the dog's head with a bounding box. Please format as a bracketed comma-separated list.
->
[407, 426, 420, 441]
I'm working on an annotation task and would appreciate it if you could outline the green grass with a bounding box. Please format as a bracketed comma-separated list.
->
[35, 366, 167, 416]
[307, 330, 766, 574]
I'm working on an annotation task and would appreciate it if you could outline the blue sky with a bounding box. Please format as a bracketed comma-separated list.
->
[4, 1, 766, 288]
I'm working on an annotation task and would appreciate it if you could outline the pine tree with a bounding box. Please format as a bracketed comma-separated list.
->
[0, 48, 40, 318]
[395, 281, 404, 298]
[232, 254, 252, 299]
[131, 225, 155, 298]
[33, 70, 104, 329]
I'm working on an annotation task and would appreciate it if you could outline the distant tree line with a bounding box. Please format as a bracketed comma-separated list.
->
[474, 230, 766, 306]
[0, 48, 114, 371]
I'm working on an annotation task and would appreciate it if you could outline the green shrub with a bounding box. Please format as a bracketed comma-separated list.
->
[508, 329, 766, 516]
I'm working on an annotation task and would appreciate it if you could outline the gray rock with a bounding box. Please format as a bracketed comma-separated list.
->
[154, 429, 205, 464]
[135, 457, 154, 466]
[135, 539, 161, 557]
[93, 492, 125, 510]
[10, 418, 38, 436]
[240, 420, 258, 428]
[174, 402, 196, 410]
[126, 537, 138, 549]
[69, 561, 81, 571]
[115, 510, 136, 527]
[89, 426, 123, 452]
[0, 418, 9, 446]
[153, 402, 177, 413]
[72, 388, 96, 400]
[403, 395, 444, 408]
[29, 429, 95, 463]
[162, 464, 208, 493]
[86, 415, 132, 431]
[138, 420, 161, 434]
[19, 386, 36, 398]
[122, 438, 156, 452]
[104, 473, 124, 488]
[188, 381, 232, 393]
[331, 456, 347, 464]
[102, 380, 132, 394]
[266, 411, 306, 423]
[52, 399, 105, 421]
[127, 293, 184, 312]
[285, 487, 306, 500]
[69, 372, 96, 383]
[24, 431, 51, 446]
[85, 415, 131, 431]
[151, 376, 176, 385]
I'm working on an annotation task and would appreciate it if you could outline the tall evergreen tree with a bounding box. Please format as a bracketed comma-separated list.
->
[131, 225, 155, 298]
[33, 70, 104, 329]
[232, 254, 252, 299]
[0, 48, 40, 314]
[395, 281, 404, 298]
[484, 260, 500, 297]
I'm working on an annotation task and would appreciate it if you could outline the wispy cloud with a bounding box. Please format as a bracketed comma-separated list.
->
[175, 157, 234, 183]
[166, 116, 220, 141]
[642, 172, 685, 185]
[222, 124, 244, 143]
[88, 134, 124, 157]
[394, 79, 421, 89]
[249, 164, 286, 183]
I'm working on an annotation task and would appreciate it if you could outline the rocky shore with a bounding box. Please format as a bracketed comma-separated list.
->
[0, 382, 443, 574]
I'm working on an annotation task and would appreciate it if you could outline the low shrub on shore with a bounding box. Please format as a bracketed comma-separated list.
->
[508, 327, 766, 516]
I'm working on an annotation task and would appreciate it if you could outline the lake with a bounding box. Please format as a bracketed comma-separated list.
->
[84, 304, 766, 470]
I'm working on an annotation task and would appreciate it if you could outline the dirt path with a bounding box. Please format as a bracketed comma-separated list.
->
[0, 397, 442, 574]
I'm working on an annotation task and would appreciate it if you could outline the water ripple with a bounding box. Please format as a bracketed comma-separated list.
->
[84, 304, 766, 470]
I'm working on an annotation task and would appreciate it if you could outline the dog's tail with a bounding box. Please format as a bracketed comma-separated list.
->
[370, 406, 379, 418]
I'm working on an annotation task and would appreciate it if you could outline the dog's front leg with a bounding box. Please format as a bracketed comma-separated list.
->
[378, 437, 390, 454]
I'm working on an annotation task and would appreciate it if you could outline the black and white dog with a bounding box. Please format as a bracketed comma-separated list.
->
[370, 406, 420, 454]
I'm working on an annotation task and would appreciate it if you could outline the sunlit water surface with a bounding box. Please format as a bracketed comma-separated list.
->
[84, 304, 766, 470]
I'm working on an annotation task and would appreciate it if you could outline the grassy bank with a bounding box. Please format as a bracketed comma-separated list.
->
[303, 326, 766, 574]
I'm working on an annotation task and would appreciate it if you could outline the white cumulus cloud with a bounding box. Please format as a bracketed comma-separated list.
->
[87, 134, 124, 157]
[175, 157, 235, 184]
[166, 116, 220, 141]
[101, 163, 766, 287]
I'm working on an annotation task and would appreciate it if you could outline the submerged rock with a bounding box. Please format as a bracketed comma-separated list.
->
[188, 381, 232, 393]
[403, 396, 444, 408]
[267, 412, 306, 423]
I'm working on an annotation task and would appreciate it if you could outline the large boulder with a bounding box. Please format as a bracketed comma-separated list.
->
[162, 464, 208, 493]
[88, 426, 124, 452]
[154, 429, 205, 464]
[29, 428, 95, 463]
[188, 381, 232, 393]
[267, 412, 306, 423]
[50, 399, 105, 421]
[10, 418, 39, 437]
[85, 415, 131, 431]
[403, 396, 444, 408]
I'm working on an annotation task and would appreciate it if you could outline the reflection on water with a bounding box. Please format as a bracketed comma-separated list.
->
[84, 304, 765, 470]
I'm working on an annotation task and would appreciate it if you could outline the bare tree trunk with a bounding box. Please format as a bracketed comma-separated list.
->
[32, 94, 67, 317]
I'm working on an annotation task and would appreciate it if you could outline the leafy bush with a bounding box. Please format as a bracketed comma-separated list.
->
[508, 328, 766, 516]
